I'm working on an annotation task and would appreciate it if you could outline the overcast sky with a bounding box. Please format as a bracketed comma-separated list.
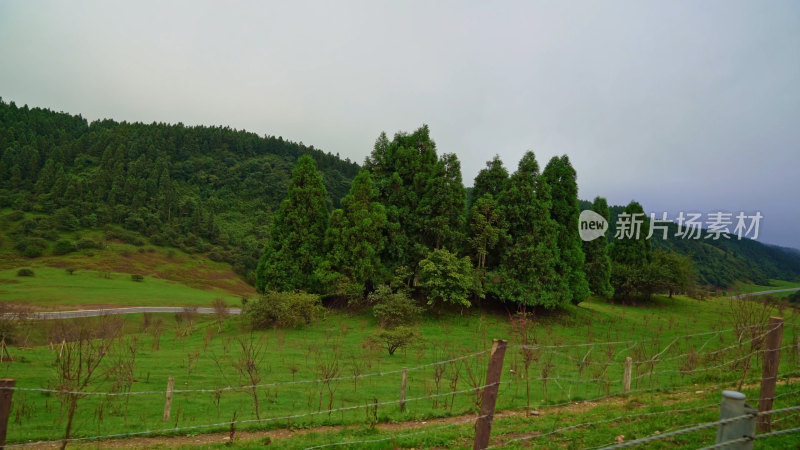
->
[1, 1, 798, 248]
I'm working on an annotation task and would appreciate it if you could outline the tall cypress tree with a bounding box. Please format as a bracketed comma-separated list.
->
[417, 152, 466, 251]
[318, 169, 388, 298]
[609, 201, 651, 266]
[256, 155, 329, 293]
[582, 196, 614, 298]
[493, 152, 568, 309]
[608, 201, 652, 300]
[543, 155, 590, 304]
[469, 155, 509, 211]
[364, 125, 466, 276]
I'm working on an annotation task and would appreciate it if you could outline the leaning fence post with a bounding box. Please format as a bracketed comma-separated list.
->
[163, 377, 175, 421]
[473, 339, 507, 450]
[758, 316, 783, 432]
[400, 368, 407, 412]
[623, 357, 632, 393]
[0, 379, 14, 449]
[716, 390, 756, 449]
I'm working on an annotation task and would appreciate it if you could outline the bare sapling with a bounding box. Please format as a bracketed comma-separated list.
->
[447, 357, 462, 412]
[105, 336, 138, 425]
[212, 298, 230, 332]
[316, 353, 341, 415]
[232, 334, 266, 420]
[54, 320, 118, 450]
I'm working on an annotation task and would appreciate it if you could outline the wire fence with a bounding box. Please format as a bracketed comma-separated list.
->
[1, 321, 798, 448]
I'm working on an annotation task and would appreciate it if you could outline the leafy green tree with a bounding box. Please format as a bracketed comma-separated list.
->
[256, 155, 329, 292]
[582, 197, 614, 298]
[370, 285, 423, 328]
[318, 170, 387, 299]
[418, 248, 475, 307]
[493, 152, 568, 309]
[372, 326, 419, 356]
[543, 155, 590, 304]
[650, 250, 696, 298]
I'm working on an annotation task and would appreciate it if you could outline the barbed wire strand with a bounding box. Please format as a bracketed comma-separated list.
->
[4, 381, 500, 448]
[0, 348, 492, 397]
[597, 405, 800, 449]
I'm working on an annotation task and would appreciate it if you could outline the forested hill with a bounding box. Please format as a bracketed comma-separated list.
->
[579, 200, 800, 288]
[0, 99, 360, 283]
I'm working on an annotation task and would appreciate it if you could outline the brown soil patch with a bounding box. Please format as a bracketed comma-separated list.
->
[39, 250, 258, 298]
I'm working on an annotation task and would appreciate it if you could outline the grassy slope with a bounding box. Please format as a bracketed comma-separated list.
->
[0, 267, 245, 309]
[1, 295, 798, 448]
[0, 215, 258, 308]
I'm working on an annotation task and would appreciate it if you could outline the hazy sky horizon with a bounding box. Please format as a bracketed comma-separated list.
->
[1, 1, 798, 248]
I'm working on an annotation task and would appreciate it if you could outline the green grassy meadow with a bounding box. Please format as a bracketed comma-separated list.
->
[0, 294, 798, 448]
[0, 266, 244, 308]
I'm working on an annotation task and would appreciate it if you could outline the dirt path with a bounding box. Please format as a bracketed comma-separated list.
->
[25, 306, 242, 320]
[729, 288, 800, 299]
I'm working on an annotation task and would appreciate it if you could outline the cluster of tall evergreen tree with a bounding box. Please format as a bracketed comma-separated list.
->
[4, 99, 797, 296]
[257, 126, 609, 309]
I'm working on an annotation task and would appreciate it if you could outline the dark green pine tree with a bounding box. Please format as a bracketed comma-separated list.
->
[364, 125, 466, 276]
[467, 156, 510, 274]
[609, 201, 651, 266]
[318, 169, 388, 299]
[468, 155, 509, 211]
[582, 196, 614, 298]
[542, 155, 590, 304]
[417, 153, 466, 251]
[608, 201, 652, 300]
[468, 194, 506, 271]
[493, 152, 569, 309]
[256, 155, 330, 293]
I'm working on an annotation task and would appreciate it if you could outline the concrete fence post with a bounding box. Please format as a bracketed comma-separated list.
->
[715, 390, 756, 449]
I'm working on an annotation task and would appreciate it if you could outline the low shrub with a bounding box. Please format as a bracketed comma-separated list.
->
[245, 292, 325, 329]
[4, 210, 24, 222]
[16, 268, 34, 277]
[15, 237, 47, 258]
[76, 238, 103, 250]
[131, 274, 144, 282]
[52, 239, 76, 256]
[371, 286, 423, 328]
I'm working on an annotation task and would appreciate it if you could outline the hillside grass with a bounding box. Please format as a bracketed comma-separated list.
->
[0, 295, 798, 447]
[0, 266, 243, 309]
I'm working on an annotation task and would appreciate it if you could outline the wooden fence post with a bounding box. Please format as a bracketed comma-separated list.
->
[163, 377, 174, 422]
[400, 368, 407, 412]
[473, 339, 507, 450]
[0, 379, 14, 449]
[623, 357, 632, 393]
[758, 316, 783, 432]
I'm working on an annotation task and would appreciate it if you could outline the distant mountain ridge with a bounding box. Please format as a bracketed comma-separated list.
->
[0, 99, 360, 283]
[579, 200, 800, 287]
